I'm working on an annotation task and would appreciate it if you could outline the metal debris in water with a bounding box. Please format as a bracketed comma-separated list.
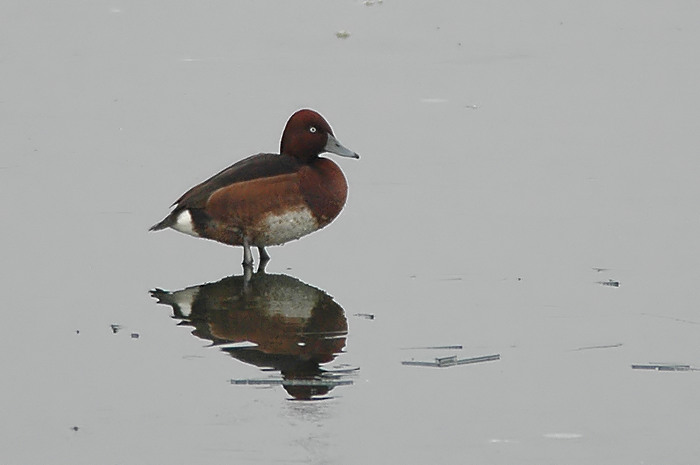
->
[631, 363, 697, 372]
[402, 354, 500, 368]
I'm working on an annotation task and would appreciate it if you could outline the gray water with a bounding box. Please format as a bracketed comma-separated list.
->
[2, 1, 700, 464]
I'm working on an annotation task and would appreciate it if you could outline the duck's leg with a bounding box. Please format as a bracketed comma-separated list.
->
[242, 238, 253, 266]
[243, 263, 253, 283]
[257, 247, 270, 273]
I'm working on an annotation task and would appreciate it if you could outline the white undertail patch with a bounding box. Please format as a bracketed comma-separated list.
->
[172, 210, 200, 237]
[168, 287, 199, 318]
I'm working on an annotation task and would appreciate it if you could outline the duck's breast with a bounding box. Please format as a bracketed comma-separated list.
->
[299, 158, 348, 229]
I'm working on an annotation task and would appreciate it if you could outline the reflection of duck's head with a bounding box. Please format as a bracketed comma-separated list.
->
[151, 271, 349, 400]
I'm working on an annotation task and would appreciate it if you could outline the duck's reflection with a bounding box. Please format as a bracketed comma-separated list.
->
[151, 270, 352, 400]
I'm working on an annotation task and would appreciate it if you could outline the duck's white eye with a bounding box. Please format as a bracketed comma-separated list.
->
[309, 126, 317, 133]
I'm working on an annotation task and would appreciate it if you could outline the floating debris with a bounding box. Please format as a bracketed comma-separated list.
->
[335, 30, 351, 39]
[363, 0, 383, 6]
[631, 363, 696, 372]
[592, 267, 609, 273]
[465, 104, 479, 110]
[400, 345, 463, 350]
[571, 343, 623, 352]
[436, 356, 458, 366]
[71, 426, 79, 432]
[354, 313, 375, 320]
[110, 324, 121, 334]
[597, 279, 620, 287]
[402, 354, 500, 368]
[130, 333, 140, 339]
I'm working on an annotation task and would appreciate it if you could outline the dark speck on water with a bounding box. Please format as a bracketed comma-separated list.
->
[353, 313, 375, 320]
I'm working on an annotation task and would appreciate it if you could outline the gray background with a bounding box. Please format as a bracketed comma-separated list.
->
[2, 1, 700, 464]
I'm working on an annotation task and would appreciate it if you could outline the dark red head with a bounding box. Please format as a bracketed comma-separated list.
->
[280, 109, 359, 163]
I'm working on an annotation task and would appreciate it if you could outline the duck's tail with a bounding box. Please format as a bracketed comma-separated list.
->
[149, 214, 175, 231]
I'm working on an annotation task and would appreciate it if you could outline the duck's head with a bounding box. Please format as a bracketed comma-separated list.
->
[280, 109, 359, 163]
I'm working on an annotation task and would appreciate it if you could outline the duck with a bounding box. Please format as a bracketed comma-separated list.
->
[150, 109, 358, 266]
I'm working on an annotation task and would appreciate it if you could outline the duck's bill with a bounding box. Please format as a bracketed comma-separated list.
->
[325, 134, 359, 159]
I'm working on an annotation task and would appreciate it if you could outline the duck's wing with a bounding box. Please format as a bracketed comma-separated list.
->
[174, 153, 300, 209]
[149, 153, 300, 231]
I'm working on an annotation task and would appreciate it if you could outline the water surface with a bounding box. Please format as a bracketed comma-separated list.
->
[2, 1, 700, 464]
